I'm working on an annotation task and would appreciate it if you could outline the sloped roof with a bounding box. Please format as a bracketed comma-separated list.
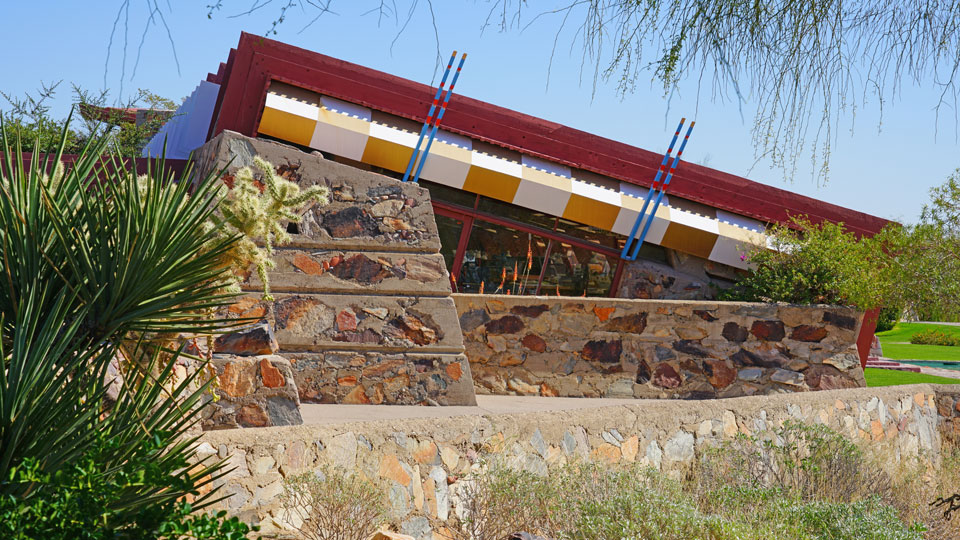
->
[208, 32, 888, 236]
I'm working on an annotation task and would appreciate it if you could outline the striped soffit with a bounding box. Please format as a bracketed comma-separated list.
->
[258, 81, 767, 269]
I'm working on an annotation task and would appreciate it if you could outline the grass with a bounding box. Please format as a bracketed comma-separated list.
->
[876, 322, 960, 343]
[864, 367, 960, 387]
[876, 323, 960, 361]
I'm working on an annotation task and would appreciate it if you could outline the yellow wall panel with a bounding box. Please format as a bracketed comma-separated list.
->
[258, 108, 316, 147]
[659, 222, 720, 259]
[562, 194, 619, 231]
[462, 167, 522, 202]
[361, 137, 413, 173]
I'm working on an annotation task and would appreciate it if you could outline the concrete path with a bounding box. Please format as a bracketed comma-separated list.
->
[300, 395, 645, 425]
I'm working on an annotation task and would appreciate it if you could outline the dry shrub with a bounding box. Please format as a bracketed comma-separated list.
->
[698, 420, 892, 505]
[281, 466, 386, 540]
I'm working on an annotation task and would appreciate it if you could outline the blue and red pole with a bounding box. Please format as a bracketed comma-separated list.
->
[412, 52, 467, 184]
[402, 51, 457, 182]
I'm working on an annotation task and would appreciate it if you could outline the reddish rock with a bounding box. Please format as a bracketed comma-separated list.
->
[388, 313, 441, 345]
[337, 375, 358, 386]
[694, 309, 719, 322]
[704, 359, 737, 389]
[652, 363, 682, 389]
[791, 325, 828, 342]
[722, 322, 749, 342]
[750, 320, 786, 341]
[805, 364, 859, 390]
[593, 306, 616, 322]
[274, 296, 324, 331]
[333, 328, 383, 344]
[343, 385, 370, 404]
[485, 315, 525, 335]
[226, 297, 267, 319]
[259, 358, 286, 388]
[510, 304, 550, 318]
[635, 360, 652, 384]
[521, 334, 547, 352]
[292, 252, 324, 275]
[603, 312, 647, 334]
[383, 217, 412, 231]
[405, 258, 446, 283]
[540, 383, 559, 397]
[362, 359, 405, 378]
[323, 207, 378, 238]
[329, 254, 389, 284]
[446, 362, 463, 381]
[582, 340, 623, 364]
[237, 403, 269, 427]
[336, 309, 358, 331]
[214, 322, 279, 356]
[673, 340, 709, 357]
[219, 361, 256, 398]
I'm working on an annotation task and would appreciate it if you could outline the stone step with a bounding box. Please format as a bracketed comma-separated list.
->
[223, 293, 465, 353]
[285, 351, 476, 406]
[242, 248, 451, 297]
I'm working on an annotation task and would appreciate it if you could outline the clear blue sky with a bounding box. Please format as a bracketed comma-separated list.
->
[1, 2, 956, 224]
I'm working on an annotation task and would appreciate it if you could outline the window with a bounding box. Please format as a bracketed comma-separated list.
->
[456, 220, 549, 295]
[540, 242, 617, 297]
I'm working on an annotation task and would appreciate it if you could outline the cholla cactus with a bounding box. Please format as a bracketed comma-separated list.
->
[214, 157, 329, 300]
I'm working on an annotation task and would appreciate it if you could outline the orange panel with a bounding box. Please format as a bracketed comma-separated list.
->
[562, 194, 619, 231]
[258, 108, 315, 147]
[659, 222, 720, 259]
[360, 137, 413, 173]
[462, 166, 522, 202]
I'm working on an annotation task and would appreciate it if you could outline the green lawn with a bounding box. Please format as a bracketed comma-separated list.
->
[876, 322, 960, 342]
[864, 367, 960, 387]
[875, 322, 960, 361]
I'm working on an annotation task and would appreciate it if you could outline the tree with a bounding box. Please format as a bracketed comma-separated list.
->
[154, 0, 960, 185]
[1, 82, 177, 156]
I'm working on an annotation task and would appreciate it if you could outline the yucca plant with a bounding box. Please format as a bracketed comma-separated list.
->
[0, 111, 254, 537]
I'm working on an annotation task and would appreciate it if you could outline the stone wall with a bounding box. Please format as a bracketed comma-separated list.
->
[192, 132, 476, 412]
[198, 384, 955, 538]
[453, 294, 866, 399]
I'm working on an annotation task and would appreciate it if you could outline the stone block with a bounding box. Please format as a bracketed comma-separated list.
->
[204, 355, 303, 429]
[192, 131, 441, 252]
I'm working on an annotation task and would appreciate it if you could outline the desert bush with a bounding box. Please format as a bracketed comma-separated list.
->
[446, 455, 921, 540]
[910, 329, 960, 346]
[699, 420, 891, 504]
[0, 115, 262, 536]
[281, 466, 386, 540]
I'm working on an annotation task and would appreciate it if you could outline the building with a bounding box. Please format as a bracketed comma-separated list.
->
[147, 32, 889, 303]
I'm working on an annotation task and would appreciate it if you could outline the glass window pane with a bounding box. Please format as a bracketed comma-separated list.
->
[540, 242, 616, 297]
[419, 179, 477, 209]
[457, 219, 549, 295]
[477, 196, 557, 232]
[434, 213, 464, 272]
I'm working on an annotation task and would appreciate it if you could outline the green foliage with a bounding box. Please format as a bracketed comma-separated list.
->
[0, 433, 254, 539]
[910, 329, 960, 347]
[1, 82, 87, 153]
[880, 169, 960, 322]
[720, 216, 892, 309]
[875, 305, 902, 333]
[215, 156, 328, 300]
[281, 466, 385, 540]
[0, 117, 254, 534]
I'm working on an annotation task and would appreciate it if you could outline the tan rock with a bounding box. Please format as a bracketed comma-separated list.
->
[379, 454, 412, 486]
[440, 446, 459, 470]
[219, 361, 255, 398]
[675, 326, 708, 340]
[413, 440, 439, 465]
[592, 443, 621, 464]
[343, 385, 370, 404]
[621, 435, 639, 462]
